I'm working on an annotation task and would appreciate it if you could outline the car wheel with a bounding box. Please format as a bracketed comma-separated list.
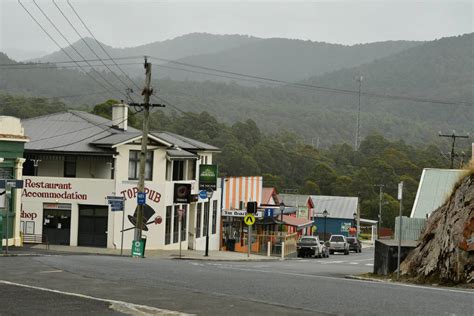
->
[344, 250, 349, 255]
[329, 250, 334, 255]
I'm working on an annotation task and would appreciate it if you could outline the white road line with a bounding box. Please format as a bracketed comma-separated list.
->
[365, 263, 374, 266]
[0, 280, 191, 315]
[349, 262, 359, 265]
[39, 270, 63, 273]
[208, 267, 474, 295]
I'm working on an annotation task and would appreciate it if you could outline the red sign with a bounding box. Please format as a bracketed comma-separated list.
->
[154, 216, 162, 225]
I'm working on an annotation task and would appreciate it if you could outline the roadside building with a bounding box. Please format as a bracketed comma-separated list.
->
[18, 105, 221, 251]
[0, 116, 28, 247]
[309, 195, 359, 240]
[279, 193, 312, 235]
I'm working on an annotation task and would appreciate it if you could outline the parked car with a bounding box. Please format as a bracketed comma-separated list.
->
[346, 237, 362, 253]
[297, 236, 328, 258]
[328, 235, 349, 255]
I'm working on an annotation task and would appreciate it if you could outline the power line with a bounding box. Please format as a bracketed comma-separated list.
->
[0, 56, 142, 67]
[148, 56, 473, 107]
[0, 62, 142, 70]
[0, 89, 126, 103]
[29, 0, 128, 100]
[52, 0, 136, 95]
[66, 0, 143, 93]
[17, 0, 121, 98]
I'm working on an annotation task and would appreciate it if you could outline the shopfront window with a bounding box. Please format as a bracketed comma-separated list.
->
[212, 200, 218, 234]
[196, 203, 202, 238]
[165, 206, 172, 245]
[203, 201, 209, 237]
[173, 205, 179, 243]
[172, 160, 184, 181]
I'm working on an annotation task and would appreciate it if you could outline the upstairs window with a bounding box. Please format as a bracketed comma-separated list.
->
[172, 160, 184, 181]
[128, 150, 153, 180]
[64, 156, 76, 178]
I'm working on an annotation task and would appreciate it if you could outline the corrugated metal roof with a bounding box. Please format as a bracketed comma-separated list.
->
[279, 194, 309, 208]
[152, 131, 219, 151]
[410, 168, 466, 218]
[21, 111, 218, 154]
[309, 195, 358, 219]
[167, 149, 198, 159]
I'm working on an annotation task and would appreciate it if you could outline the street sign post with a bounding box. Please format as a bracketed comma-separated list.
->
[107, 196, 126, 256]
[397, 181, 403, 280]
[0, 180, 23, 189]
[199, 165, 218, 191]
[199, 190, 208, 200]
[244, 214, 256, 258]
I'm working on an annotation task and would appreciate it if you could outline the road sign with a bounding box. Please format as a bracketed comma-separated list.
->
[131, 239, 145, 257]
[0, 180, 23, 189]
[107, 196, 124, 211]
[244, 214, 256, 226]
[137, 192, 146, 205]
[199, 190, 208, 200]
[264, 208, 274, 218]
[154, 216, 162, 225]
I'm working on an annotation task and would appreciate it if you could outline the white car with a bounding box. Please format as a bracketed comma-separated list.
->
[297, 236, 328, 258]
[328, 235, 350, 255]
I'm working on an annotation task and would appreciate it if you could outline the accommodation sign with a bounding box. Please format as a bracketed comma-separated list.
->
[22, 179, 87, 200]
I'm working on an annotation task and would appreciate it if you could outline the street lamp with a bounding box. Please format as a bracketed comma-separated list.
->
[204, 188, 214, 257]
[323, 209, 329, 242]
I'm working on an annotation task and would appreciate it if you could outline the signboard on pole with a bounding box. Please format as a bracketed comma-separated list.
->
[107, 196, 125, 211]
[174, 183, 191, 204]
[199, 165, 218, 190]
[398, 182, 403, 200]
[137, 192, 146, 205]
[0, 180, 23, 189]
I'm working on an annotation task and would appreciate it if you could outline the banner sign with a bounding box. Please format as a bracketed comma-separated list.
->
[199, 165, 218, 190]
[222, 210, 263, 218]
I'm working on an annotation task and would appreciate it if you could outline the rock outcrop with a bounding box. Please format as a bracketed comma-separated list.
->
[400, 171, 473, 285]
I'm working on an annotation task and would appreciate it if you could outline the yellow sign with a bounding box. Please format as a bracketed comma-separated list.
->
[244, 214, 256, 226]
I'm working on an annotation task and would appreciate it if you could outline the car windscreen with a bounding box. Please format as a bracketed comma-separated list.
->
[330, 236, 344, 242]
[299, 237, 317, 243]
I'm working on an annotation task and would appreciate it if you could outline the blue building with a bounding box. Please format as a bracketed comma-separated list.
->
[309, 195, 359, 240]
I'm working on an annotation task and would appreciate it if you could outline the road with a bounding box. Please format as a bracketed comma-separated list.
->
[0, 249, 472, 315]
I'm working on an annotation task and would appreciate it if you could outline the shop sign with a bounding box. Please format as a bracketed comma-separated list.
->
[341, 222, 352, 232]
[222, 210, 263, 218]
[199, 165, 218, 190]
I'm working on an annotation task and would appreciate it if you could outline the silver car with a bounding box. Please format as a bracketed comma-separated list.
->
[328, 235, 350, 255]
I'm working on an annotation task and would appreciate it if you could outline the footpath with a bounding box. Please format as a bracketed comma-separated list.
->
[2, 244, 278, 261]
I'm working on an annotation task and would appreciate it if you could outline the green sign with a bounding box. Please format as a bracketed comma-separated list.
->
[131, 239, 145, 257]
[199, 164, 218, 190]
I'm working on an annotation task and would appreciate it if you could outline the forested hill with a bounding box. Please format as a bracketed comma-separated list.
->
[35, 33, 260, 66]
[33, 33, 422, 83]
[156, 38, 421, 83]
[0, 34, 472, 146]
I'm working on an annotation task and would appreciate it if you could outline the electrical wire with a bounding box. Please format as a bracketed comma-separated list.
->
[29, 0, 128, 100]
[0, 62, 142, 70]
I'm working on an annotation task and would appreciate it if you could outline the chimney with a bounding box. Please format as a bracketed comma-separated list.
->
[112, 103, 128, 131]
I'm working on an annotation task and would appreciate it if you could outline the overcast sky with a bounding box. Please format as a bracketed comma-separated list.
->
[1, 0, 472, 60]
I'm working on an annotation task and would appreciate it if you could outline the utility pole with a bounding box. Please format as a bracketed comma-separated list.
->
[133, 57, 165, 244]
[374, 184, 384, 239]
[355, 76, 363, 151]
[397, 181, 403, 281]
[438, 131, 469, 169]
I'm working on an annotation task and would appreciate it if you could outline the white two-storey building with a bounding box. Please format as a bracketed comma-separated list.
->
[20, 104, 221, 251]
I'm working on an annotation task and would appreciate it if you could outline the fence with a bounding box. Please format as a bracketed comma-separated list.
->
[236, 232, 298, 257]
[394, 216, 426, 241]
[21, 233, 49, 249]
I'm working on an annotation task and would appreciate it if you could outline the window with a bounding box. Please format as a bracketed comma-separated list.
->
[165, 206, 172, 245]
[181, 205, 187, 241]
[196, 203, 202, 238]
[64, 156, 76, 178]
[128, 150, 153, 180]
[173, 206, 180, 243]
[187, 160, 196, 180]
[203, 202, 209, 237]
[212, 200, 218, 234]
[172, 160, 184, 181]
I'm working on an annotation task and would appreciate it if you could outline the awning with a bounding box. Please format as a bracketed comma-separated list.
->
[166, 149, 198, 160]
[282, 215, 313, 230]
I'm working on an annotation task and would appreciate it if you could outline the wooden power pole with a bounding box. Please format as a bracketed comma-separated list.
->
[439, 131, 469, 169]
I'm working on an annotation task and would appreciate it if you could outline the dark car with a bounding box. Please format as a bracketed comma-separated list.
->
[346, 237, 362, 253]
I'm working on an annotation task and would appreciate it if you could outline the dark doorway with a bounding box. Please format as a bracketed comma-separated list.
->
[43, 205, 71, 245]
[78, 205, 108, 247]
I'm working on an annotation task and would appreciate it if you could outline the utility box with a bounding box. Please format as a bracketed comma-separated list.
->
[373, 239, 418, 275]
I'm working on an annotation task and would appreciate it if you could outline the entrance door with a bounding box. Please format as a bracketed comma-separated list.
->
[78, 206, 108, 247]
[43, 207, 71, 245]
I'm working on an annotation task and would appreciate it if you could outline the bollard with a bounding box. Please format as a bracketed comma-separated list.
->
[267, 241, 271, 257]
[281, 242, 285, 260]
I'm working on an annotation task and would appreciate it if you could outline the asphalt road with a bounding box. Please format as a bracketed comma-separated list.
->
[0, 249, 472, 315]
